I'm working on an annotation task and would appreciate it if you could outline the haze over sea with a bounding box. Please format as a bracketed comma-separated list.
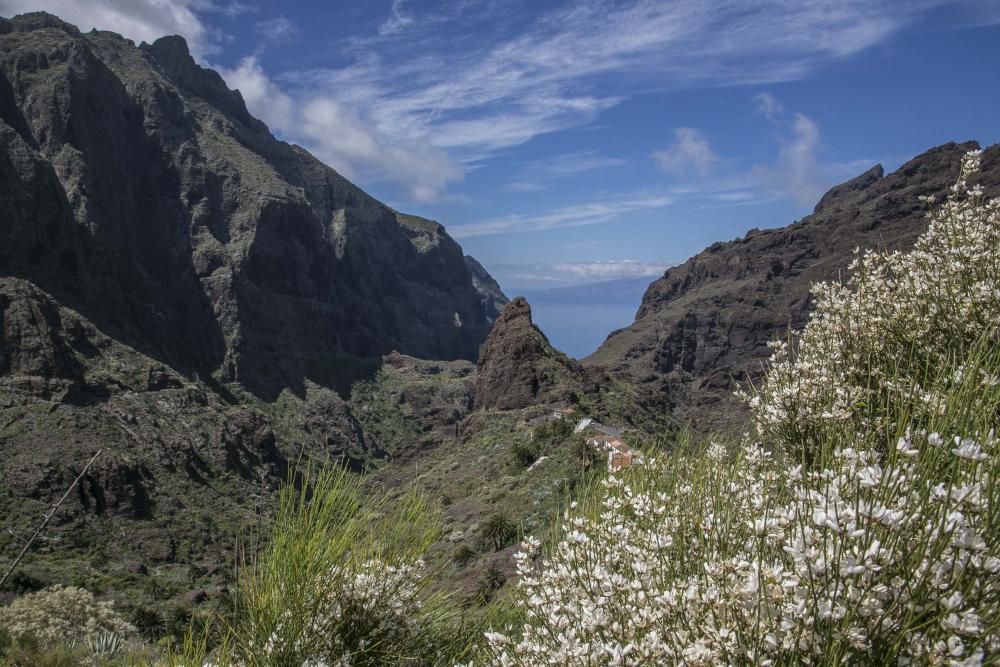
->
[515, 277, 652, 358]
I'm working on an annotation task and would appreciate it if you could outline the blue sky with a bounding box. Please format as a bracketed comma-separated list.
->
[6, 0, 1000, 293]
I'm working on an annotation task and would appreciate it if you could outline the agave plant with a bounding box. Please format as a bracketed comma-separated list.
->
[87, 630, 125, 658]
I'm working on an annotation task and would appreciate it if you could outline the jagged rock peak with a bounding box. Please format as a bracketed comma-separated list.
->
[496, 296, 534, 327]
[474, 298, 576, 411]
[813, 163, 883, 213]
[1, 11, 82, 36]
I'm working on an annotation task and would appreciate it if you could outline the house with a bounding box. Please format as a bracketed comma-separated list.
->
[594, 424, 626, 438]
[586, 434, 643, 472]
[552, 407, 578, 421]
[574, 418, 627, 438]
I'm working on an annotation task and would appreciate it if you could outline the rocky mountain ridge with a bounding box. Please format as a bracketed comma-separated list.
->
[0, 12, 504, 399]
[586, 141, 1000, 429]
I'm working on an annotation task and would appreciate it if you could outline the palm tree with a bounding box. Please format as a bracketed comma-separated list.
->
[480, 513, 516, 552]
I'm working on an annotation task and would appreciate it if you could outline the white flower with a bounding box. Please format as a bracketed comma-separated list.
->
[952, 438, 988, 461]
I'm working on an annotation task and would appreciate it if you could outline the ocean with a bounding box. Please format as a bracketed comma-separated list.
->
[528, 302, 640, 360]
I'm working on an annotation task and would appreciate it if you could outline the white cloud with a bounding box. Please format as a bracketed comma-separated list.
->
[749, 93, 830, 205]
[713, 191, 758, 202]
[221, 56, 296, 131]
[523, 150, 627, 178]
[652, 128, 718, 177]
[503, 150, 626, 192]
[777, 112, 824, 205]
[378, 0, 413, 36]
[505, 181, 546, 193]
[551, 260, 667, 280]
[749, 93, 877, 206]
[448, 194, 672, 238]
[753, 92, 784, 122]
[194, 0, 256, 18]
[256, 16, 298, 46]
[218, 57, 463, 201]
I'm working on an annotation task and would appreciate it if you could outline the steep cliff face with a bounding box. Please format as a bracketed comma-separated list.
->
[0, 12, 506, 595]
[586, 142, 1000, 429]
[463, 255, 507, 324]
[474, 298, 580, 411]
[0, 12, 504, 399]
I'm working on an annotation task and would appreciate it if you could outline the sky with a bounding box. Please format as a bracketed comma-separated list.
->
[3, 0, 1000, 294]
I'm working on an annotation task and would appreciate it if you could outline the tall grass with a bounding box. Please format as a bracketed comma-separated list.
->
[173, 465, 478, 666]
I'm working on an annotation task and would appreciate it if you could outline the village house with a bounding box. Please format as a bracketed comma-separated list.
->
[551, 406, 578, 421]
[574, 417, 627, 438]
[586, 434, 642, 472]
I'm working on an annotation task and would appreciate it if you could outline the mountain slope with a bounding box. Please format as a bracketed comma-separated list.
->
[0, 12, 504, 400]
[586, 142, 1000, 430]
[0, 12, 506, 601]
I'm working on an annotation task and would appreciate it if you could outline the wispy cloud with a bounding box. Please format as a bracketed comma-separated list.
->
[254, 0, 977, 199]
[378, 0, 413, 36]
[750, 92, 875, 206]
[550, 260, 668, 280]
[255, 16, 298, 49]
[195, 0, 257, 18]
[523, 150, 628, 178]
[504, 181, 546, 193]
[21, 0, 993, 201]
[652, 128, 718, 177]
[448, 194, 672, 238]
[503, 150, 627, 191]
[753, 92, 784, 122]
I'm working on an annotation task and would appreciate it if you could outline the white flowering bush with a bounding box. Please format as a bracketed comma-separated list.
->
[0, 584, 135, 644]
[486, 433, 999, 665]
[747, 150, 1000, 449]
[481, 151, 1000, 665]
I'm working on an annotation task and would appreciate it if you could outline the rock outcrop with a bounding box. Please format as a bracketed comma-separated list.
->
[586, 142, 1000, 430]
[474, 298, 579, 411]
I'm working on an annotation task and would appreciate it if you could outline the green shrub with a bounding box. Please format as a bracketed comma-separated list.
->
[452, 544, 477, 567]
[511, 440, 541, 468]
[479, 514, 516, 552]
[129, 605, 165, 642]
[475, 566, 506, 605]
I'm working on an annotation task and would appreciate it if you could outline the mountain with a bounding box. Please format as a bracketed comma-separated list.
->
[0, 12, 505, 595]
[462, 255, 507, 324]
[586, 142, 1000, 430]
[0, 12, 504, 400]
[474, 298, 581, 411]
